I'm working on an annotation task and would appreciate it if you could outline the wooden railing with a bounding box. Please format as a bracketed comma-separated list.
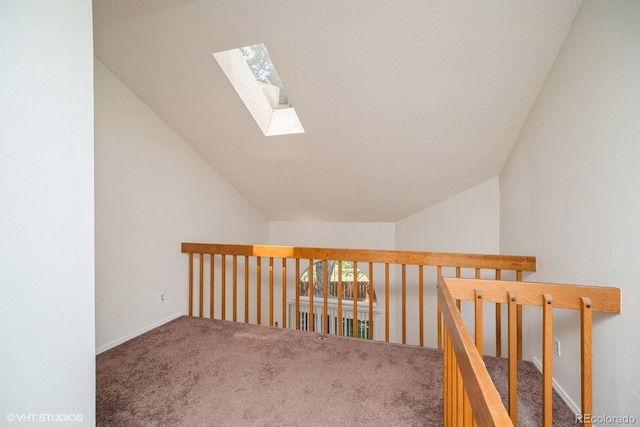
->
[439, 275, 512, 426]
[182, 243, 535, 348]
[438, 276, 621, 426]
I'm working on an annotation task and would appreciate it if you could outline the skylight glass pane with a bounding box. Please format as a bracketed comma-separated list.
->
[239, 43, 291, 109]
[214, 43, 304, 136]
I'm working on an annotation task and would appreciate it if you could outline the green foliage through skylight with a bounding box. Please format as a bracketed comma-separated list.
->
[239, 43, 291, 108]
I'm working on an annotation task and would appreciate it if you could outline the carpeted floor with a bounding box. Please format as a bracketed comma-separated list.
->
[96, 316, 576, 426]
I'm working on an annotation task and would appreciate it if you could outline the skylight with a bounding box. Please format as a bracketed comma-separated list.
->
[214, 43, 304, 136]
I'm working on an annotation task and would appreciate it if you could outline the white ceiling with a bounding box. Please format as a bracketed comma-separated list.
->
[93, 0, 582, 222]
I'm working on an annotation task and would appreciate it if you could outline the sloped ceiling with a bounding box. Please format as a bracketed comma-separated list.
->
[93, 0, 582, 222]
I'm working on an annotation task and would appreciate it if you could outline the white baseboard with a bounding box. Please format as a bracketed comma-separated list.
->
[532, 356, 580, 415]
[95, 311, 184, 355]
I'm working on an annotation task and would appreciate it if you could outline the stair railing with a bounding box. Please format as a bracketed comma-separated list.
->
[438, 275, 620, 426]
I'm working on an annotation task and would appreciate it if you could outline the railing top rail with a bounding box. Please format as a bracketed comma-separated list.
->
[443, 277, 620, 313]
[438, 276, 513, 426]
[181, 243, 536, 272]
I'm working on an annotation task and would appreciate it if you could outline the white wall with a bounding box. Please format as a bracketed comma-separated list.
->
[0, 1, 95, 424]
[269, 221, 395, 249]
[396, 177, 502, 347]
[396, 177, 500, 254]
[95, 59, 268, 352]
[500, 0, 640, 419]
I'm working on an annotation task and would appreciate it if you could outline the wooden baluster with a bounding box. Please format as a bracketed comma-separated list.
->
[581, 297, 593, 427]
[353, 261, 358, 338]
[402, 264, 406, 344]
[443, 323, 449, 426]
[475, 268, 482, 356]
[209, 254, 219, 319]
[449, 339, 453, 425]
[542, 294, 553, 427]
[282, 258, 287, 328]
[221, 255, 226, 321]
[199, 253, 204, 318]
[269, 257, 274, 326]
[338, 261, 343, 336]
[295, 258, 300, 330]
[385, 263, 390, 342]
[368, 262, 374, 340]
[256, 256, 261, 325]
[456, 353, 463, 425]
[188, 253, 193, 316]
[517, 270, 523, 360]
[308, 259, 314, 332]
[446, 325, 452, 424]
[463, 388, 472, 427]
[368, 262, 375, 340]
[475, 290, 483, 356]
[449, 328, 455, 426]
[437, 266, 443, 349]
[244, 256, 249, 323]
[456, 267, 462, 310]
[453, 344, 459, 426]
[419, 265, 424, 347]
[495, 269, 502, 357]
[232, 255, 237, 322]
[508, 291, 518, 426]
[323, 260, 328, 333]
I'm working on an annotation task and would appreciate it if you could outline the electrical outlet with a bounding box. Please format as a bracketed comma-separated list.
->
[554, 339, 561, 356]
[160, 294, 165, 303]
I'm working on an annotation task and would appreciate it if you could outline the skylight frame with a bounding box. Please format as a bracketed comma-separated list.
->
[214, 43, 304, 137]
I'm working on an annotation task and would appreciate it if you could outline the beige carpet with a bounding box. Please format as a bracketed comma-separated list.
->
[96, 316, 576, 426]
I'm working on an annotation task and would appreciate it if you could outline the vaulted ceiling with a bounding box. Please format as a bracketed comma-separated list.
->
[93, 0, 582, 222]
